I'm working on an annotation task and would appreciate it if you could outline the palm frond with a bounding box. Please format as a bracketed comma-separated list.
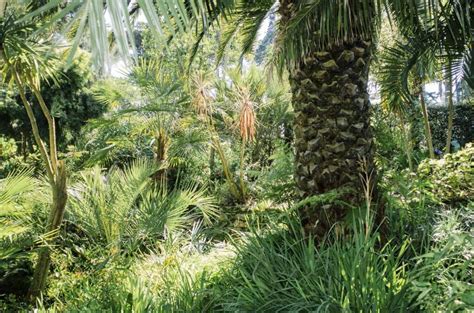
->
[0, 169, 36, 260]
[24, 0, 238, 73]
[67, 159, 155, 247]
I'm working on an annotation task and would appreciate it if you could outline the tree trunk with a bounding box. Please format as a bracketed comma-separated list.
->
[398, 115, 414, 171]
[290, 40, 376, 236]
[418, 85, 435, 158]
[445, 71, 454, 153]
[152, 129, 169, 185]
[28, 161, 68, 299]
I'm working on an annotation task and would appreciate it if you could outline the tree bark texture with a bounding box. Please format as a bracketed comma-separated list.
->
[289, 41, 376, 236]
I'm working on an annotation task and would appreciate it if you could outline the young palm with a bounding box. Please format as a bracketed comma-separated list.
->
[379, 2, 473, 155]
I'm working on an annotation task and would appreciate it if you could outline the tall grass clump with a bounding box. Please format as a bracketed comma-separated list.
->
[213, 210, 410, 312]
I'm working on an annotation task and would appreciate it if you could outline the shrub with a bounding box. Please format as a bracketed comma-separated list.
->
[66, 160, 218, 253]
[418, 143, 474, 203]
[409, 204, 474, 311]
[429, 104, 474, 149]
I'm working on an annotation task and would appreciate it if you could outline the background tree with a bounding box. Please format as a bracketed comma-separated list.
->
[0, 50, 106, 157]
[0, 11, 68, 298]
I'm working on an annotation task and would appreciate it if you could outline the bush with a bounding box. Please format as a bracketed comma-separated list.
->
[418, 143, 474, 203]
[429, 104, 474, 150]
[409, 204, 474, 311]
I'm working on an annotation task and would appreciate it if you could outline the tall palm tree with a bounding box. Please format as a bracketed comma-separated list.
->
[0, 10, 69, 299]
[0, 0, 209, 299]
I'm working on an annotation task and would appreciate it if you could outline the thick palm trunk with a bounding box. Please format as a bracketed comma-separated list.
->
[290, 41, 375, 236]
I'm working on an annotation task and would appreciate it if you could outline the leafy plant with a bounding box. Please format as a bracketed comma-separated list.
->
[212, 213, 410, 312]
[0, 169, 36, 260]
[409, 205, 474, 311]
[417, 143, 474, 203]
[67, 160, 218, 254]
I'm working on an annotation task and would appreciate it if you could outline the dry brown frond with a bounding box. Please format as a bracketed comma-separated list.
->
[238, 87, 256, 143]
[191, 72, 211, 117]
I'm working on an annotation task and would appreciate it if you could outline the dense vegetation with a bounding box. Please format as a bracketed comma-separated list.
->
[0, 1, 472, 312]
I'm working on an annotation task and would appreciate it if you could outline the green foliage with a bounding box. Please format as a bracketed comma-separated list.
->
[0, 170, 36, 260]
[211, 214, 410, 312]
[0, 50, 106, 150]
[428, 104, 474, 149]
[255, 143, 296, 201]
[371, 100, 427, 172]
[1, 2, 473, 310]
[67, 160, 218, 253]
[409, 205, 474, 311]
[418, 144, 474, 203]
[0, 170, 49, 300]
[38, 232, 234, 312]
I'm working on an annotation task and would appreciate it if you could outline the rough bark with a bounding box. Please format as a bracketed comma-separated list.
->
[289, 41, 376, 236]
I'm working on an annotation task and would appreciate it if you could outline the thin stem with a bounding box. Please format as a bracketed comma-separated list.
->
[212, 135, 241, 200]
[419, 85, 435, 158]
[13, 71, 55, 182]
[445, 68, 454, 153]
[398, 114, 414, 171]
[239, 140, 246, 201]
[27, 74, 58, 169]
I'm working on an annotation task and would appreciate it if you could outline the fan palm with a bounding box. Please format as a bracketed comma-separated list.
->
[67, 160, 218, 253]
[0, 170, 35, 260]
[0, 0, 229, 300]
[29, 0, 473, 235]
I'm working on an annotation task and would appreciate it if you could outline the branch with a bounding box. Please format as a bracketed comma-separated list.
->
[13, 71, 55, 183]
[27, 74, 58, 170]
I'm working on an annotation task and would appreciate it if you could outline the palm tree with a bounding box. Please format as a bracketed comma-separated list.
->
[0, 10, 70, 298]
[188, 0, 473, 236]
[0, 0, 213, 297]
